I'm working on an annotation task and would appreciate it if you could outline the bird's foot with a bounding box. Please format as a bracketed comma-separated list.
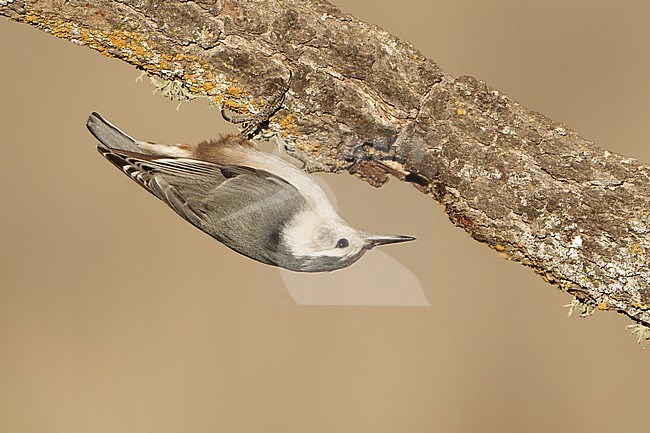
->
[221, 70, 292, 137]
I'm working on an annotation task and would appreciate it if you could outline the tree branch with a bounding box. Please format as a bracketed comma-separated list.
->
[3, 0, 650, 327]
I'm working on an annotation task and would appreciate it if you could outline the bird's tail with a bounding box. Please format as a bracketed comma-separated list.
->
[86, 112, 142, 153]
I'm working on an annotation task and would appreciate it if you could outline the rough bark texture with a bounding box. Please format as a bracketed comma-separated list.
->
[3, 0, 650, 326]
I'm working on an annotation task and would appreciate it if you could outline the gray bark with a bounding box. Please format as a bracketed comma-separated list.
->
[3, 0, 650, 326]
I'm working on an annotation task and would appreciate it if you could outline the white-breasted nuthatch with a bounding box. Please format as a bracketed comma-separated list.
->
[87, 112, 415, 272]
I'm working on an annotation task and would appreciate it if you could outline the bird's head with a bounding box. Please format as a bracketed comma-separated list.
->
[279, 213, 415, 272]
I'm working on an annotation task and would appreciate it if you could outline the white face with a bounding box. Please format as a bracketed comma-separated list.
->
[282, 212, 368, 264]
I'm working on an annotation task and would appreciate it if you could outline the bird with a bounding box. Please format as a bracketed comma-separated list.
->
[87, 112, 415, 272]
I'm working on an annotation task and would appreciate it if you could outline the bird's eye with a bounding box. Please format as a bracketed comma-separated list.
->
[336, 238, 349, 248]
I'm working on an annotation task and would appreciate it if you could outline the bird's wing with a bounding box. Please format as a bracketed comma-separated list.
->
[97, 145, 305, 264]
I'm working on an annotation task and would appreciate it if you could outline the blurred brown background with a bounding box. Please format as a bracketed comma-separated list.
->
[1, 1, 649, 432]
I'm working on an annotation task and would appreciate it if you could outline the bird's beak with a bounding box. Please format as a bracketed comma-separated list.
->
[365, 234, 416, 247]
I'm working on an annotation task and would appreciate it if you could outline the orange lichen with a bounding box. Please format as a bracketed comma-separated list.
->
[454, 100, 467, 116]
[203, 81, 217, 93]
[222, 99, 249, 113]
[21, 8, 158, 71]
[631, 243, 644, 255]
[294, 139, 325, 159]
[411, 53, 426, 62]
[279, 113, 295, 128]
[278, 113, 300, 138]
[227, 86, 246, 98]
